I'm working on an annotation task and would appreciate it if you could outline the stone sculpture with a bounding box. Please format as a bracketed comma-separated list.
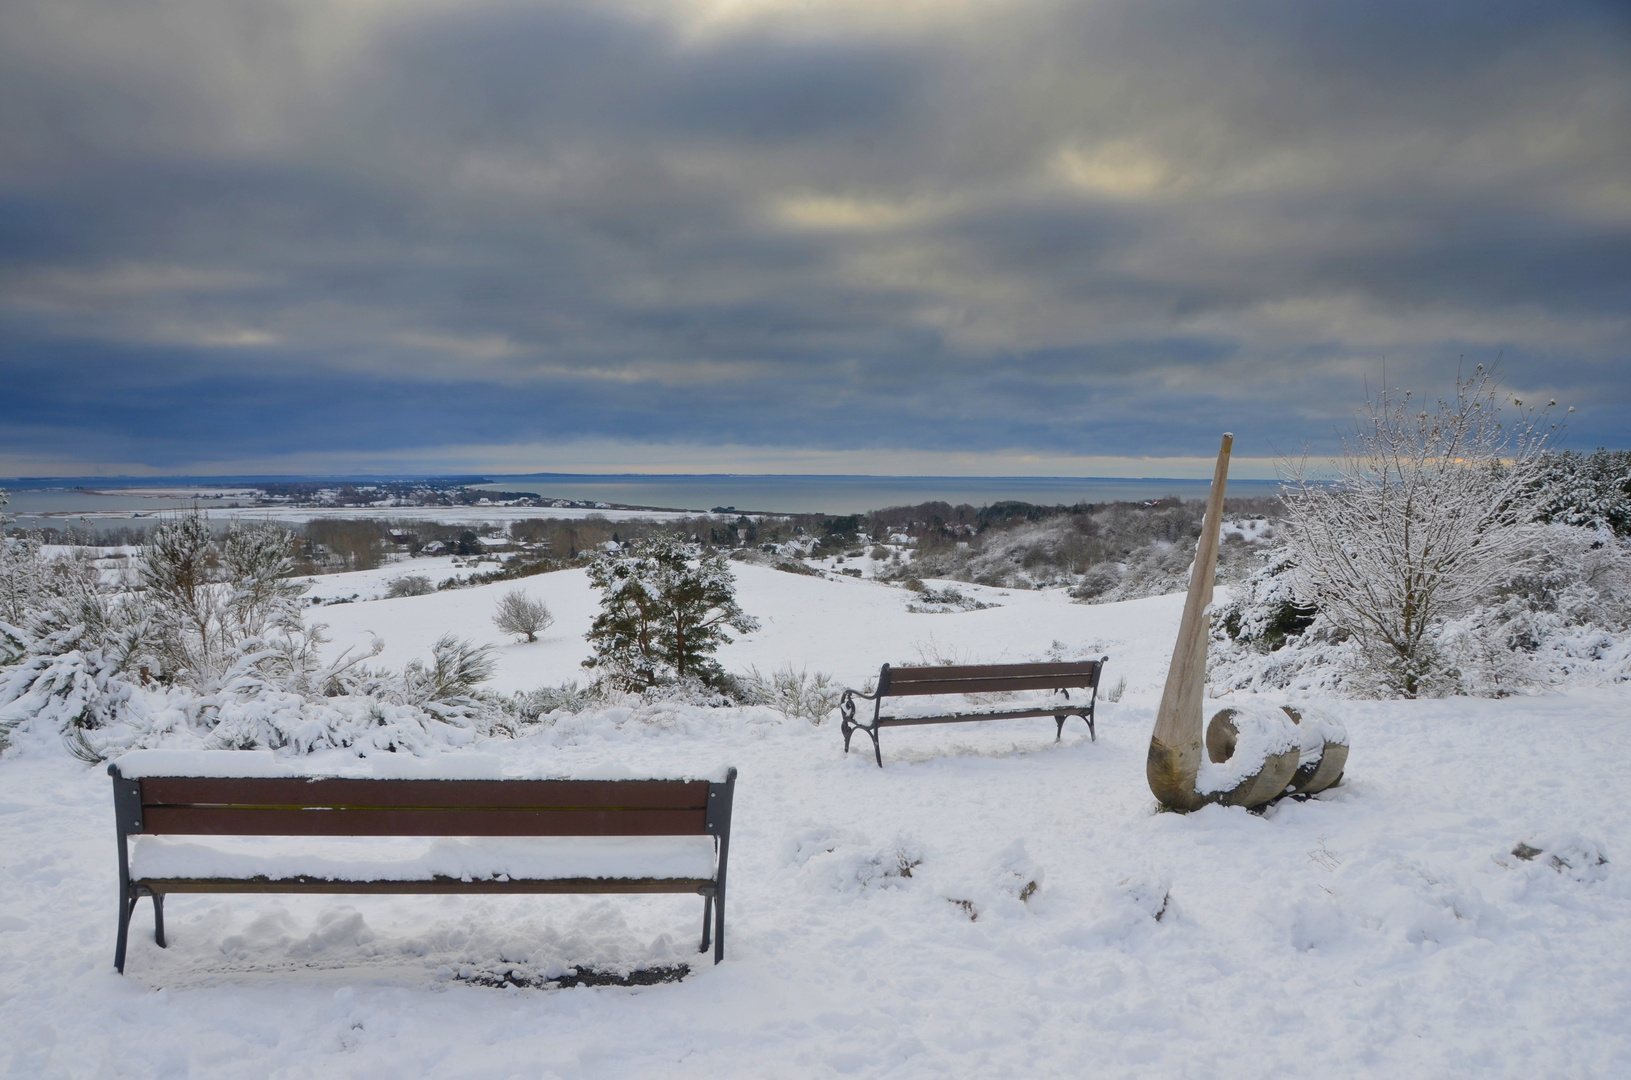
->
[1146, 434, 1348, 812]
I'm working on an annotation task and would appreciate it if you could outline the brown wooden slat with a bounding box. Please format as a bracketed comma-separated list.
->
[876, 706, 1093, 728]
[139, 806, 709, 837]
[139, 777, 709, 811]
[880, 674, 1101, 697]
[887, 661, 1102, 683]
[135, 876, 714, 895]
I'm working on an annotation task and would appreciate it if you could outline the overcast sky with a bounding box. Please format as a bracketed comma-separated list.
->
[2, 0, 1627, 478]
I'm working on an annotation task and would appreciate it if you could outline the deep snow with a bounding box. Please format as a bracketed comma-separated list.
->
[2, 566, 1629, 1079]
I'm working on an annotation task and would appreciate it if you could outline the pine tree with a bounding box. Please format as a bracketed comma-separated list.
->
[582, 534, 760, 691]
[1536, 448, 1631, 536]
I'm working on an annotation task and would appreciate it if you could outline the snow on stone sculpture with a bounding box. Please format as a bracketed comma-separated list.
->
[1197, 703, 1300, 807]
[1146, 434, 1349, 811]
[1279, 704, 1348, 795]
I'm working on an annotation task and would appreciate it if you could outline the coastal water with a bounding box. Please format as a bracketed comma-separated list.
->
[0, 487, 245, 529]
[476, 474, 1283, 515]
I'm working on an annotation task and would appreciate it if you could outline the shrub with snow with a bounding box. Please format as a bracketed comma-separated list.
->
[1277, 368, 1560, 696]
[0, 507, 512, 761]
[386, 575, 435, 598]
[492, 588, 553, 642]
[739, 664, 842, 724]
[1212, 520, 1631, 696]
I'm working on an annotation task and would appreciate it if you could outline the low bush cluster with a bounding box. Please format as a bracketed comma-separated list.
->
[0, 506, 514, 760]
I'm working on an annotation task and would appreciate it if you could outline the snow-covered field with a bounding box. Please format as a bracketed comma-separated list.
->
[3, 567, 1629, 1078]
[314, 563, 1160, 694]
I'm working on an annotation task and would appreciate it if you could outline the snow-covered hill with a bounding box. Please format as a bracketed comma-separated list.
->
[313, 562, 1182, 696]
[2, 573, 1628, 1078]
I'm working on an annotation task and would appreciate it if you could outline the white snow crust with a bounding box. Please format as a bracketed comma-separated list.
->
[1195, 702, 1301, 794]
[111, 748, 731, 783]
[129, 835, 718, 884]
[1288, 702, 1350, 763]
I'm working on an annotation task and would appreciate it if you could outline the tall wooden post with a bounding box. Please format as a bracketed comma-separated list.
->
[1147, 433, 1232, 811]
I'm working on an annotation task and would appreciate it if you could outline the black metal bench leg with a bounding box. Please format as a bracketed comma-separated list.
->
[114, 890, 137, 974]
[1055, 715, 1066, 741]
[842, 718, 855, 753]
[152, 893, 166, 948]
[713, 887, 725, 964]
[868, 727, 882, 768]
[1088, 714, 1096, 742]
[699, 892, 713, 954]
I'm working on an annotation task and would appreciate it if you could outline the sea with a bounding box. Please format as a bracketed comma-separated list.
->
[0, 473, 1284, 528]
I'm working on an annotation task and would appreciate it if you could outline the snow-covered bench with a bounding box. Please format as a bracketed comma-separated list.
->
[840, 660, 1110, 767]
[106, 758, 737, 973]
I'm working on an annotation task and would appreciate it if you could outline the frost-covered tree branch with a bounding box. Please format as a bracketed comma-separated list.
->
[1278, 367, 1559, 696]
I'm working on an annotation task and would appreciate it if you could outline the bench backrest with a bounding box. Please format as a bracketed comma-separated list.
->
[109, 770, 735, 840]
[877, 660, 1106, 698]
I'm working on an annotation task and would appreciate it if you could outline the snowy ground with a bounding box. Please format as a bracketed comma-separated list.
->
[313, 562, 1156, 694]
[3, 569, 1629, 1078]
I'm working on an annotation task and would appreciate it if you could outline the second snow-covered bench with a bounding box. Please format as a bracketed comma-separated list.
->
[840, 659, 1110, 766]
[107, 761, 737, 973]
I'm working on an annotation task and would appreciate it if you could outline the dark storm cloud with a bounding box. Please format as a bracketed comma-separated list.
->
[1, 0, 1627, 473]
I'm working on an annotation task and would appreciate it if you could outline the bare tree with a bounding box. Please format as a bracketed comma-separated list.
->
[1279, 367, 1558, 696]
[493, 588, 553, 643]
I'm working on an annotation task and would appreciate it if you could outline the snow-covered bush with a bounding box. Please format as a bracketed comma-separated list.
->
[492, 588, 553, 642]
[0, 617, 510, 762]
[386, 574, 434, 598]
[582, 534, 760, 692]
[1209, 548, 1359, 695]
[1536, 448, 1631, 536]
[0, 505, 516, 762]
[1278, 368, 1557, 696]
[739, 664, 842, 724]
[1, 491, 45, 625]
[513, 680, 601, 721]
[138, 512, 308, 687]
[1212, 522, 1631, 696]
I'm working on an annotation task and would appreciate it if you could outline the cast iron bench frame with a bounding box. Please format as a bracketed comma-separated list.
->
[840, 659, 1109, 767]
[108, 764, 736, 973]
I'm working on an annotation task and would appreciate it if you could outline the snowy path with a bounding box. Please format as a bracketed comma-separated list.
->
[4, 680, 1630, 1078]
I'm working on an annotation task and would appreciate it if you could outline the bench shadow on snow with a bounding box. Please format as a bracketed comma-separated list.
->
[124, 955, 694, 993]
[117, 897, 706, 993]
[854, 729, 1105, 767]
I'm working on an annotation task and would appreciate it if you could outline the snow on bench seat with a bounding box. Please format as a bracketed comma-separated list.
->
[111, 748, 731, 784]
[130, 834, 719, 883]
[866, 690, 1079, 720]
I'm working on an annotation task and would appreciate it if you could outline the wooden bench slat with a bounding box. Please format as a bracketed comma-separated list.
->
[139, 806, 710, 837]
[133, 876, 715, 895]
[875, 705, 1095, 728]
[886, 661, 1103, 682]
[139, 777, 710, 811]
[877, 674, 1100, 697]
